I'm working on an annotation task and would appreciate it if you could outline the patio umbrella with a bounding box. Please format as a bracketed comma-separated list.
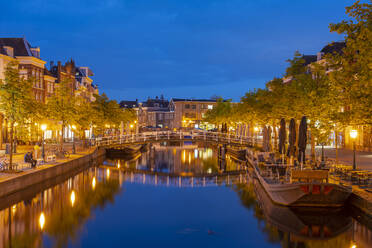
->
[278, 118, 286, 156]
[267, 126, 272, 152]
[297, 116, 307, 166]
[287, 118, 296, 158]
[262, 126, 268, 152]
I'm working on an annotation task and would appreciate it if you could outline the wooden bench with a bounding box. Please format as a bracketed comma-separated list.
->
[291, 169, 329, 183]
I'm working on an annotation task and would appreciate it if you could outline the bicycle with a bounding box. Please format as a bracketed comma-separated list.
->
[48, 146, 70, 159]
[0, 157, 9, 171]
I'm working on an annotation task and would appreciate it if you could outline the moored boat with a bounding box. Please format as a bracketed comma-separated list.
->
[106, 144, 148, 158]
[252, 177, 352, 240]
[246, 152, 352, 207]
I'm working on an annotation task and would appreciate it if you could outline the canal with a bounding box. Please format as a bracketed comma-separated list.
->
[0, 143, 371, 247]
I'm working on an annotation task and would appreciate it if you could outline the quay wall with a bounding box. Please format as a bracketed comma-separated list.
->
[348, 191, 372, 218]
[0, 147, 106, 199]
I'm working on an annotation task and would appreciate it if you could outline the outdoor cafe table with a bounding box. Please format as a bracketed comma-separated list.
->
[349, 170, 372, 185]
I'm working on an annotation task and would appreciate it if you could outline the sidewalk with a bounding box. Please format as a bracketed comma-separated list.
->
[0, 145, 95, 182]
[308, 146, 372, 172]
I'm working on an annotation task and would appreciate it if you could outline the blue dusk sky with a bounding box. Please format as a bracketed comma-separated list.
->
[0, 0, 354, 101]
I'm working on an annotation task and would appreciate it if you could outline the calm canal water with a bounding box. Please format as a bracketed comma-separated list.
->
[0, 143, 371, 248]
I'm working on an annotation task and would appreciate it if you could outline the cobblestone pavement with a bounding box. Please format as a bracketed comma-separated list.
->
[308, 146, 372, 171]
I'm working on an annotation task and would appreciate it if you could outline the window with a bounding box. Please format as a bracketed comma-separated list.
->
[191, 105, 196, 109]
[208, 105, 213, 110]
[185, 104, 190, 109]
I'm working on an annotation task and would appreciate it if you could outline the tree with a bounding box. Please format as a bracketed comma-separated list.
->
[327, 1, 372, 126]
[91, 93, 136, 136]
[204, 98, 233, 132]
[0, 61, 36, 169]
[46, 78, 77, 149]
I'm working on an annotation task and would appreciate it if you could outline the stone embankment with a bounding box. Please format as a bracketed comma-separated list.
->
[0, 147, 105, 199]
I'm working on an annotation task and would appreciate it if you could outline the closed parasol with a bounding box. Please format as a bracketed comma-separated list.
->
[297, 116, 307, 165]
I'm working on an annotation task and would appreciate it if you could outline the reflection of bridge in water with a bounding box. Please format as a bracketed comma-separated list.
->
[98, 166, 250, 187]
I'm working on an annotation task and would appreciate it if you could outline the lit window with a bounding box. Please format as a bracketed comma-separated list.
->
[208, 105, 213, 110]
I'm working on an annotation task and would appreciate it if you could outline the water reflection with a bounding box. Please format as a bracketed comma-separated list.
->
[105, 144, 245, 175]
[234, 176, 372, 248]
[0, 168, 120, 247]
[0, 145, 370, 248]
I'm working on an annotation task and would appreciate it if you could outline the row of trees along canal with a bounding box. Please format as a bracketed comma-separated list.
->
[204, 1, 372, 160]
[0, 61, 136, 169]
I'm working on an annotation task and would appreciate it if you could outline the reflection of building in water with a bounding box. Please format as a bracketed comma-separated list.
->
[128, 146, 244, 175]
[0, 167, 120, 247]
[139, 147, 216, 174]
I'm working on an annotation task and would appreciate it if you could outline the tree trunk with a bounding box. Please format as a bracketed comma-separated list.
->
[60, 123, 65, 151]
[9, 121, 14, 170]
[273, 121, 278, 151]
[310, 126, 315, 161]
[0, 114, 3, 150]
[335, 127, 338, 164]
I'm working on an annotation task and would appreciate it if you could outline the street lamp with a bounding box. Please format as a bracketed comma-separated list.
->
[71, 125, 76, 154]
[41, 124, 47, 162]
[350, 129, 358, 170]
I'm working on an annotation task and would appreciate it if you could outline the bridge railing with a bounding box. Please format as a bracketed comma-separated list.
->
[95, 131, 261, 147]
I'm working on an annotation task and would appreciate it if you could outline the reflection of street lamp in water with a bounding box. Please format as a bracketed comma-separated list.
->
[39, 212, 45, 230]
[350, 130, 358, 170]
[70, 190, 76, 207]
[92, 177, 96, 190]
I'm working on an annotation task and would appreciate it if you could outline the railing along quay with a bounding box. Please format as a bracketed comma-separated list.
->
[94, 131, 261, 147]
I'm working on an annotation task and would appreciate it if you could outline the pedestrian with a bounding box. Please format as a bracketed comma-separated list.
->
[24, 151, 37, 168]
[34, 143, 40, 159]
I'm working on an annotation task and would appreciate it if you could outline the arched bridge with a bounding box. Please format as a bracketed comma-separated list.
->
[95, 131, 260, 148]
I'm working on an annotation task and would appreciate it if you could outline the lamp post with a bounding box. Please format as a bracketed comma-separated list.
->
[71, 125, 76, 154]
[350, 130, 357, 170]
[40, 124, 47, 162]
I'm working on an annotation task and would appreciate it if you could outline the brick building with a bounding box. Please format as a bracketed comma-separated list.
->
[169, 98, 217, 130]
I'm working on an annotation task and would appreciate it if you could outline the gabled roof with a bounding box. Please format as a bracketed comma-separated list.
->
[171, 98, 217, 103]
[302, 55, 317, 65]
[0, 38, 32, 56]
[321, 42, 346, 55]
[120, 100, 139, 108]
[0, 46, 8, 56]
[143, 98, 169, 108]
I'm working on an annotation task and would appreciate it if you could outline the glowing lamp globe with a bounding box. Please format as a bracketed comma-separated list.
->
[350, 130, 358, 139]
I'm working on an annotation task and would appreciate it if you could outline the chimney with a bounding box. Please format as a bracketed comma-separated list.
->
[30, 47, 40, 58]
[317, 52, 324, 61]
[3, 46, 14, 57]
[57, 61, 62, 82]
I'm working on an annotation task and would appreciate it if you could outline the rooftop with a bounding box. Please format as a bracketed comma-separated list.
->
[171, 98, 217, 103]
[320, 41, 346, 55]
[0, 37, 34, 57]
